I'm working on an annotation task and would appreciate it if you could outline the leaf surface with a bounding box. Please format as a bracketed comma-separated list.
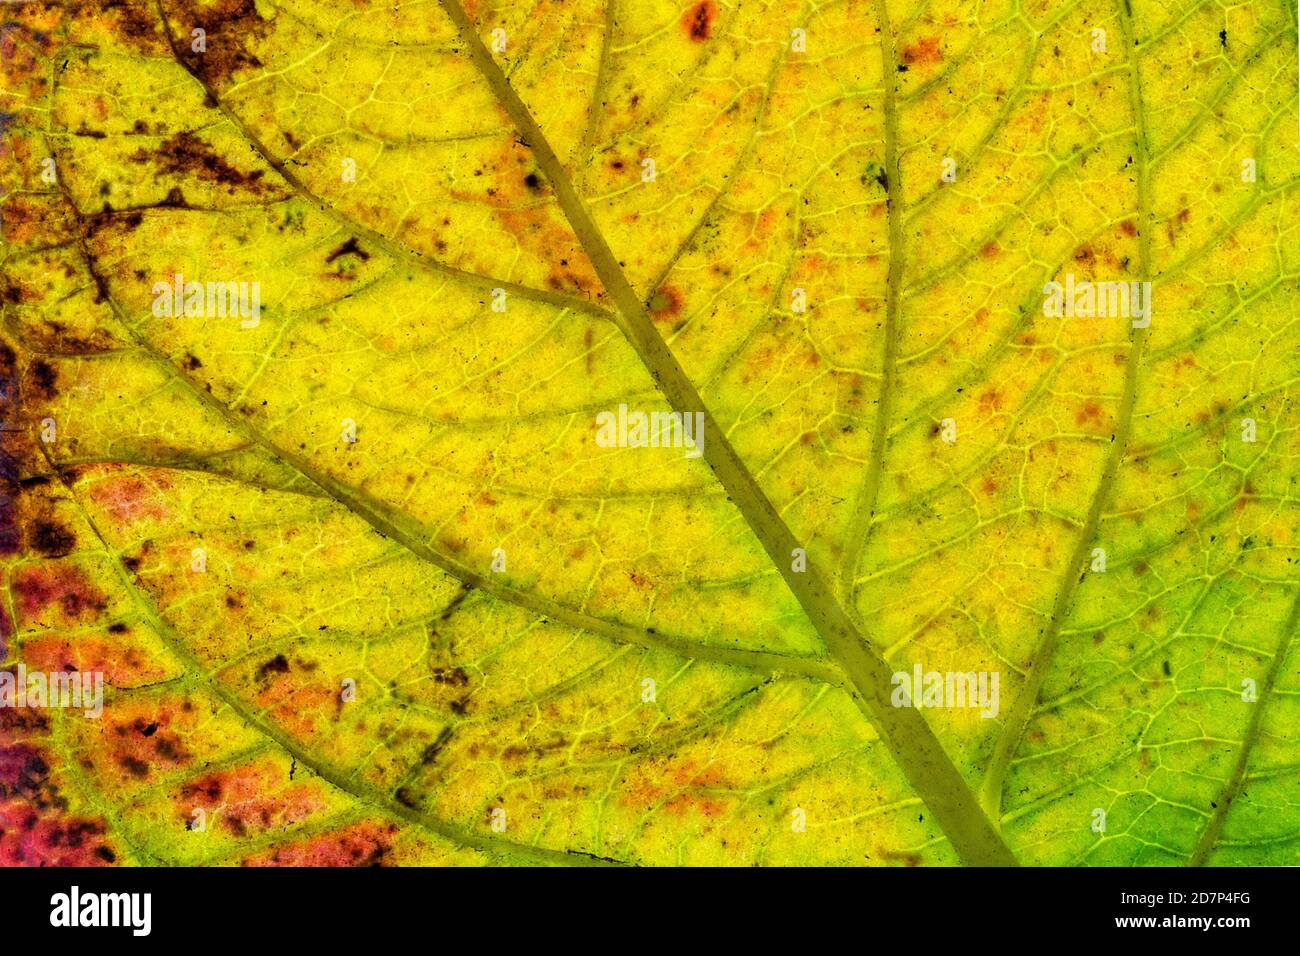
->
[1, 0, 1297, 866]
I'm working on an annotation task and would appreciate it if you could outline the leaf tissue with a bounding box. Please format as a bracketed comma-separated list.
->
[0, 0, 1297, 868]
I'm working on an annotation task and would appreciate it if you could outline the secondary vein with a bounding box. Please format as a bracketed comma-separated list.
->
[980, 0, 1155, 819]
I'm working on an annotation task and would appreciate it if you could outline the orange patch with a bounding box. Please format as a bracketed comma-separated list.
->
[105, 704, 193, 781]
[22, 633, 169, 687]
[901, 36, 943, 66]
[1075, 401, 1104, 426]
[622, 758, 731, 818]
[648, 285, 684, 322]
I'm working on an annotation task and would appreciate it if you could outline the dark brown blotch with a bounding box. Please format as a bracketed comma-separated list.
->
[256, 654, 290, 681]
[136, 131, 267, 192]
[325, 237, 370, 264]
[681, 1, 716, 41]
[30, 520, 75, 558]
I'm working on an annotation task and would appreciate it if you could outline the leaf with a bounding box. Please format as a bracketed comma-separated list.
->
[0, 0, 1297, 867]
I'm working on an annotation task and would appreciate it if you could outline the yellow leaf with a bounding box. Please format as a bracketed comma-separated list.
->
[1, 0, 1297, 867]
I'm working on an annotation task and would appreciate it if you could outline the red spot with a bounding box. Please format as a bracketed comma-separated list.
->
[178, 762, 324, 836]
[0, 743, 45, 792]
[11, 564, 106, 622]
[0, 802, 115, 866]
[0, 742, 115, 866]
[681, 1, 716, 42]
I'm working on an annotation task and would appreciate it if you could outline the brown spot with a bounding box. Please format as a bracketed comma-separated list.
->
[681, 1, 716, 42]
[0, 743, 115, 867]
[160, 186, 189, 208]
[432, 666, 469, 687]
[180, 762, 323, 835]
[92, 0, 164, 49]
[136, 131, 267, 192]
[256, 654, 290, 681]
[27, 360, 57, 399]
[118, 755, 149, 778]
[879, 848, 923, 866]
[501, 736, 570, 762]
[325, 237, 369, 264]
[26, 631, 167, 688]
[172, 0, 270, 87]
[30, 520, 75, 558]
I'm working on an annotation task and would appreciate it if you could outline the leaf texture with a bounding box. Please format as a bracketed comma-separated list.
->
[0, 0, 1298, 866]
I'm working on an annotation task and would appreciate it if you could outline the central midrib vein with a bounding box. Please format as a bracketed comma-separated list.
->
[435, 0, 1016, 865]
